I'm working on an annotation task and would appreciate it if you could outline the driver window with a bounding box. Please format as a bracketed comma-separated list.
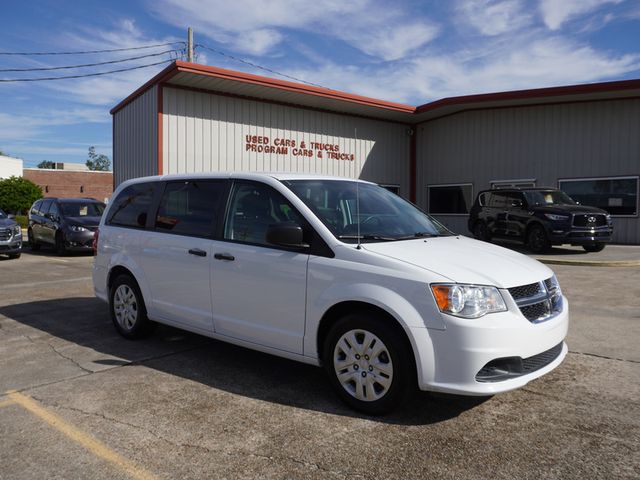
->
[224, 182, 303, 246]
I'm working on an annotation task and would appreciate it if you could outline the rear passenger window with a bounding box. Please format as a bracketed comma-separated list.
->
[155, 180, 226, 237]
[107, 183, 156, 228]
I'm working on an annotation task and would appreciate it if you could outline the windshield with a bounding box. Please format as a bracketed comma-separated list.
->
[283, 180, 452, 243]
[0, 208, 6, 219]
[60, 202, 105, 217]
[524, 190, 576, 206]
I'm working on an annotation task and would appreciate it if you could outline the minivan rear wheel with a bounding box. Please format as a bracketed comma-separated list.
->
[109, 274, 155, 339]
[323, 313, 414, 415]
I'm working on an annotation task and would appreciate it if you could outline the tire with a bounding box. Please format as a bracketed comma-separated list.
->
[583, 243, 605, 253]
[9, 253, 21, 259]
[323, 312, 415, 415]
[473, 221, 491, 242]
[28, 228, 40, 251]
[55, 232, 67, 256]
[109, 274, 156, 339]
[527, 224, 550, 253]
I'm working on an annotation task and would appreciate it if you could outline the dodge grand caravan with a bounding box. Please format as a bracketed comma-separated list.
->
[93, 174, 569, 414]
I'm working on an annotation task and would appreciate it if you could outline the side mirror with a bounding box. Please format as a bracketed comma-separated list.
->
[266, 224, 308, 249]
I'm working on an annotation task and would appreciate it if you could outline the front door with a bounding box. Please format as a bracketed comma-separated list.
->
[211, 181, 308, 354]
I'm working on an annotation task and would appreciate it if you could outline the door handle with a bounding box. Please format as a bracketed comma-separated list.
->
[188, 248, 207, 257]
[214, 253, 235, 261]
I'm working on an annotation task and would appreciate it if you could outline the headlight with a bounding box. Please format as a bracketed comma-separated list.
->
[69, 225, 88, 232]
[544, 214, 569, 221]
[12, 225, 21, 236]
[606, 214, 612, 223]
[430, 284, 507, 319]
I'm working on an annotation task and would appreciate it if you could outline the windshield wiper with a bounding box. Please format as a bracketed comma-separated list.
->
[392, 232, 443, 240]
[337, 234, 398, 242]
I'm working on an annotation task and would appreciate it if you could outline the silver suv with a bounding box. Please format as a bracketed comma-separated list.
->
[0, 208, 22, 259]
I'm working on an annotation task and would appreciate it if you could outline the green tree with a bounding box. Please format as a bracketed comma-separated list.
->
[86, 146, 111, 171]
[37, 160, 56, 169]
[0, 176, 43, 214]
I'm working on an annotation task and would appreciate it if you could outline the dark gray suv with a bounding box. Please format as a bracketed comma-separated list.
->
[0, 207, 22, 259]
[28, 198, 105, 255]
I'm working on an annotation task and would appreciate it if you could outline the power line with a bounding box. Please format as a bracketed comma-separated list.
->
[0, 59, 174, 82]
[0, 49, 181, 73]
[0, 41, 184, 56]
[195, 43, 329, 89]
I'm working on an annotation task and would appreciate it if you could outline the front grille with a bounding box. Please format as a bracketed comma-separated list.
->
[508, 282, 541, 300]
[0, 228, 11, 241]
[476, 342, 564, 382]
[573, 214, 607, 227]
[508, 277, 562, 323]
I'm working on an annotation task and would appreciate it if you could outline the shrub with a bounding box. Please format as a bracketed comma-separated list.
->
[0, 176, 43, 214]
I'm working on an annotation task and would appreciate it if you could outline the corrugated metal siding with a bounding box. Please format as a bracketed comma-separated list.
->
[162, 87, 410, 196]
[113, 86, 157, 185]
[417, 99, 640, 243]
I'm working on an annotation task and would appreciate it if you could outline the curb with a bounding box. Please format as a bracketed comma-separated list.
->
[535, 258, 640, 267]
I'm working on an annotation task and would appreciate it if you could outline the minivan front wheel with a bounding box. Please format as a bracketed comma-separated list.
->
[323, 313, 414, 415]
[109, 275, 155, 339]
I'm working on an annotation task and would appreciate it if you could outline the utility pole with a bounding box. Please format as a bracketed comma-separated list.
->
[187, 27, 194, 62]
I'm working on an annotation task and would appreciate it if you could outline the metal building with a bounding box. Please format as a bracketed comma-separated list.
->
[112, 61, 640, 244]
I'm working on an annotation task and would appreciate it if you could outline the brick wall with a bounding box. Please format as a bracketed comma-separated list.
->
[23, 169, 113, 203]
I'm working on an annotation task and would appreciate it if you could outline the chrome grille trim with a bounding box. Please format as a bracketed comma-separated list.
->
[508, 277, 562, 323]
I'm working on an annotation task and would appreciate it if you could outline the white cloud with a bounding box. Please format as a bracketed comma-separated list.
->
[458, 0, 533, 36]
[149, 0, 439, 60]
[539, 0, 623, 30]
[0, 109, 110, 142]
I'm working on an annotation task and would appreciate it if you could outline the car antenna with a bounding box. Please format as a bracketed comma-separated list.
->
[355, 127, 361, 250]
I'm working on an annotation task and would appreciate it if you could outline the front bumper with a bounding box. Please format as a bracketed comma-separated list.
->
[412, 297, 569, 395]
[0, 236, 22, 254]
[548, 226, 613, 245]
[63, 230, 96, 251]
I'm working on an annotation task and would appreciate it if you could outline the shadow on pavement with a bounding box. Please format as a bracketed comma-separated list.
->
[0, 296, 489, 425]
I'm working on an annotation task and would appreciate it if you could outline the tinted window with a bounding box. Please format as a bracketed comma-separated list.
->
[155, 180, 227, 237]
[60, 202, 105, 217]
[31, 200, 42, 216]
[428, 185, 473, 214]
[559, 177, 638, 216]
[380, 185, 400, 195]
[107, 183, 156, 228]
[224, 182, 304, 246]
[489, 192, 508, 209]
[39, 199, 53, 216]
[48, 202, 60, 219]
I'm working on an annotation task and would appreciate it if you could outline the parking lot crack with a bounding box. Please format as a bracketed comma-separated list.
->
[45, 343, 93, 374]
[569, 350, 640, 364]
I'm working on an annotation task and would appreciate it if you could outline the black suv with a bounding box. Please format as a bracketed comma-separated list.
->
[28, 198, 105, 255]
[468, 188, 613, 253]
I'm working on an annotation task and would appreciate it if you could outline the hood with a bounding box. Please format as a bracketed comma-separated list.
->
[533, 204, 608, 215]
[363, 235, 552, 288]
[65, 216, 101, 228]
[0, 217, 17, 228]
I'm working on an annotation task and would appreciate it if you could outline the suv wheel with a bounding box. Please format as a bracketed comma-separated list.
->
[583, 243, 605, 253]
[28, 228, 40, 251]
[8, 253, 21, 259]
[473, 222, 491, 242]
[323, 312, 414, 415]
[109, 274, 156, 339]
[527, 225, 550, 253]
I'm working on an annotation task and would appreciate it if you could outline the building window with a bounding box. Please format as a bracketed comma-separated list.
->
[559, 176, 638, 217]
[427, 184, 473, 215]
[491, 179, 536, 189]
[379, 184, 400, 195]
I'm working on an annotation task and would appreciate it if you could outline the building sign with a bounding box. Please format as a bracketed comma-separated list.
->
[245, 135, 355, 161]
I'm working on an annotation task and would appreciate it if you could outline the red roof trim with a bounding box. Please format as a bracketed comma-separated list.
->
[415, 79, 640, 115]
[110, 60, 640, 120]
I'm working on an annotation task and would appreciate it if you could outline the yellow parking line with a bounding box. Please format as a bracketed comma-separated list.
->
[0, 398, 15, 408]
[6, 391, 158, 480]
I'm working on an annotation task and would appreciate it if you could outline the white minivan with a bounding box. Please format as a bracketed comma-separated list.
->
[93, 173, 568, 414]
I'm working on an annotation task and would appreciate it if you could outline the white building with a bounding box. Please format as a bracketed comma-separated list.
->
[0, 155, 23, 179]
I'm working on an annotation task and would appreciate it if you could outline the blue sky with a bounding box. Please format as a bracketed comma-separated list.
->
[1, 0, 639, 167]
